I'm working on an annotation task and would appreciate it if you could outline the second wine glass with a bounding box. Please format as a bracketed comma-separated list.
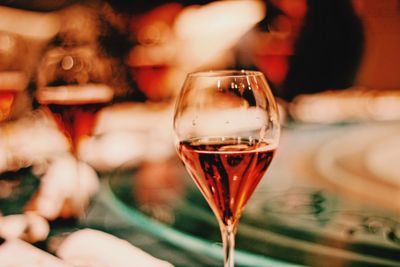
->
[173, 70, 280, 266]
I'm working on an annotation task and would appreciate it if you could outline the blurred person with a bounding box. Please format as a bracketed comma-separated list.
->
[125, 1, 183, 102]
[238, 0, 307, 87]
[241, 0, 364, 101]
[108, 0, 266, 102]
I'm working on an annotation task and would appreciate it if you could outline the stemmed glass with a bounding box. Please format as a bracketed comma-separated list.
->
[35, 47, 114, 220]
[35, 83, 114, 220]
[35, 42, 116, 153]
[173, 70, 280, 266]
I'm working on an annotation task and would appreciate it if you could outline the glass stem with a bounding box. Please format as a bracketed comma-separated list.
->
[221, 223, 236, 267]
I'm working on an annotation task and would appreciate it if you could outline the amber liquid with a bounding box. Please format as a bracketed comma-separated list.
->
[44, 102, 106, 153]
[0, 91, 17, 122]
[178, 137, 275, 226]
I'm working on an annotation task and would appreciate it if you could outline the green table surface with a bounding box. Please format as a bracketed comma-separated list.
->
[87, 121, 400, 267]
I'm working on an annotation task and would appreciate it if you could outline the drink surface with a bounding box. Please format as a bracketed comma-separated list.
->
[178, 137, 276, 226]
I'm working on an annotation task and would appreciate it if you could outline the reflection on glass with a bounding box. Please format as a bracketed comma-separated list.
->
[173, 70, 280, 266]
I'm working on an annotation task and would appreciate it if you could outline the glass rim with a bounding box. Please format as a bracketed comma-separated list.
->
[187, 70, 264, 78]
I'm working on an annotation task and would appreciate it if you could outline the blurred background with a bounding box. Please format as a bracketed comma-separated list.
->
[0, 0, 399, 266]
[0, 0, 398, 124]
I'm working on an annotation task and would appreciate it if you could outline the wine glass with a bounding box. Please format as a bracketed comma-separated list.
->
[34, 51, 114, 218]
[36, 84, 114, 154]
[35, 44, 116, 155]
[173, 70, 280, 266]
